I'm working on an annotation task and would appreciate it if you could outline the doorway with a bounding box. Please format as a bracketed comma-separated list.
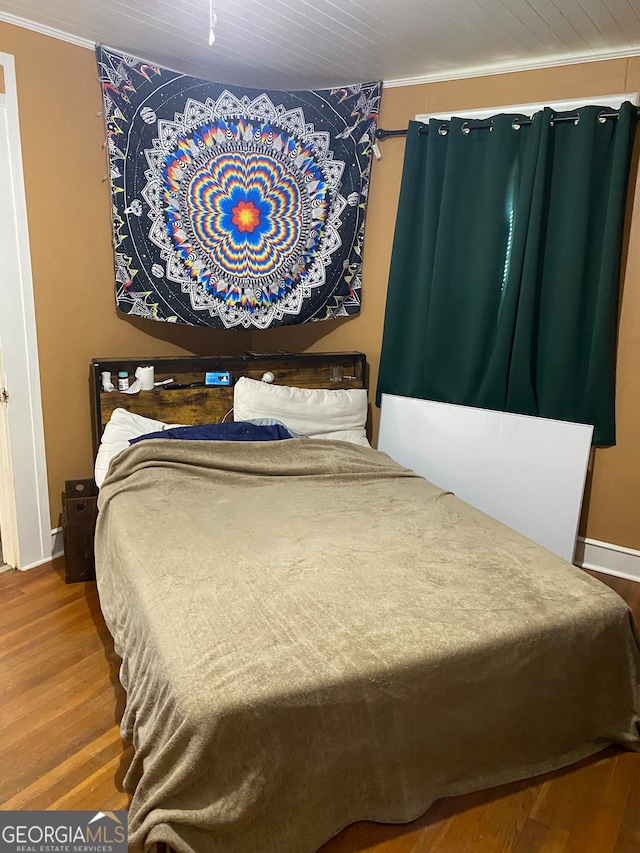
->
[0, 52, 51, 570]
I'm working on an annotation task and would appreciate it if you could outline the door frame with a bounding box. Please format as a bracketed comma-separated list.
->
[0, 344, 19, 568]
[0, 51, 51, 570]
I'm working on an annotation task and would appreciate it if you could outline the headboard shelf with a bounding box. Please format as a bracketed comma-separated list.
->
[91, 351, 367, 451]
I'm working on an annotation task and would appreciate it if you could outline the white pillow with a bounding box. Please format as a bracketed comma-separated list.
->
[233, 377, 369, 446]
[95, 408, 182, 487]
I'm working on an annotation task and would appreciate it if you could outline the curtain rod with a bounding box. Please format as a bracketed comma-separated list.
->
[375, 106, 640, 139]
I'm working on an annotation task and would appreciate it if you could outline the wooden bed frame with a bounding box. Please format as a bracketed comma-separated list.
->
[90, 351, 368, 453]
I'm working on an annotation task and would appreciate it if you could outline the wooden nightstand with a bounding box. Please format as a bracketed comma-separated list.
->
[62, 479, 98, 583]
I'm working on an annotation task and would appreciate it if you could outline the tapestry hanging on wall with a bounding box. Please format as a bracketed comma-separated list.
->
[96, 46, 381, 329]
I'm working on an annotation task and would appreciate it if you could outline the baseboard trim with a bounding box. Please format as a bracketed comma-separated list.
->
[575, 536, 640, 583]
[18, 527, 64, 570]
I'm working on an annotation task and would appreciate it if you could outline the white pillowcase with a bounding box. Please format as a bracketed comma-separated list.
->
[233, 377, 370, 446]
[95, 408, 182, 487]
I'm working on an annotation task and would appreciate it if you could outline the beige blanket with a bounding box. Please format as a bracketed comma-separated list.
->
[95, 439, 640, 853]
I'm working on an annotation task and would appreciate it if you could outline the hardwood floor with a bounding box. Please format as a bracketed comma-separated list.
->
[0, 558, 132, 811]
[0, 560, 638, 851]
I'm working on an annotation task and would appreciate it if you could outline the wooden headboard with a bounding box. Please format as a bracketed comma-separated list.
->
[91, 351, 367, 453]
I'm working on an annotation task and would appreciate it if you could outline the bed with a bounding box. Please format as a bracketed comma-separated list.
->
[92, 353, 640, 853]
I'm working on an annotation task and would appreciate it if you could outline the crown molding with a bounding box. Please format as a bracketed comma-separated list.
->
[2, 8, 640, 91]
[384, 45, 640, 88]
[0, 10, 94, 49]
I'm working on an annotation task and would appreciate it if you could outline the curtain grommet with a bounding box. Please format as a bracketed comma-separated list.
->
[461, 122, 471, 135]
[438, 124, 448, 136]
[512, 119, 521, 131]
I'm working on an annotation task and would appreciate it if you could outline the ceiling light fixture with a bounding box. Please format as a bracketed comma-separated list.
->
[209, 0, 217, 45]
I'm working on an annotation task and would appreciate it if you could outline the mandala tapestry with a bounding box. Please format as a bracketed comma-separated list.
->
[96, 46, 381, 329]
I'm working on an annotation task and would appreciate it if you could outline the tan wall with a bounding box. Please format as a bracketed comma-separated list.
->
[1, 20, 638, 550]
[0, 23, 251, 527]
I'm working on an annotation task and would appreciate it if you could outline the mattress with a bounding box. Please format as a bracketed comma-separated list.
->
[95, 438, 640, 853]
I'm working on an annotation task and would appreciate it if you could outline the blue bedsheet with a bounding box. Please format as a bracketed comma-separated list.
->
[130, 421, 295, 445]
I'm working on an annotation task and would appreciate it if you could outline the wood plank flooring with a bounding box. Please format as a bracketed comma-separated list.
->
[0, 558, 132, 811]
[0, 560, 638, 852]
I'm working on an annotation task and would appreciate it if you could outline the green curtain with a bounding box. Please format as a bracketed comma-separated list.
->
[376, 103, 637, 445]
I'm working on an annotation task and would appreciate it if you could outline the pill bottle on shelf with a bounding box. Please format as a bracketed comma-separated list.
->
[118, 371, 130, 391]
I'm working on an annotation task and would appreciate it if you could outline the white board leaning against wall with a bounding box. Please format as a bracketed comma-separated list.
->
[378, 394, 594, 563]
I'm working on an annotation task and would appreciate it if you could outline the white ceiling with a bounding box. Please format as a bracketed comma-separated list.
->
[1, 0, 640, 91]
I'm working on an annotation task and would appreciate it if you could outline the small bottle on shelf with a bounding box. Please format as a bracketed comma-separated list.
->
[118, 370, 130, 391]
